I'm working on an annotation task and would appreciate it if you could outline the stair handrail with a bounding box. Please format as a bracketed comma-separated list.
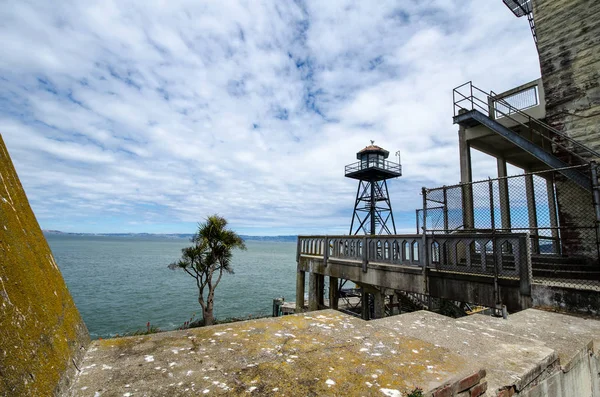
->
[489, 89, 600, 161]
[453, 82, 600, 164]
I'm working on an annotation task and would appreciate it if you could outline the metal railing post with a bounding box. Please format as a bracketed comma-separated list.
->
[422, 187, 428, 233]
[489, 178, 501, 309]
[469, 81, 473, 110]
[362, 236, 368, 273]
[323, 236, 329, 266]
[443, 187, 449, 233]
[421, 188, 429, 297]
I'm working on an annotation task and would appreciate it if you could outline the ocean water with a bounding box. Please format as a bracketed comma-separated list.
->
[46, 235, 297, 339]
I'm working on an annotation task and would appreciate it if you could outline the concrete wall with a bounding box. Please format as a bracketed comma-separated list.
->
[533, 0, 600, 256]
[298, 256, 533, 313]
[519, 342, 600, 396]
[534, 0, 600, 156]
[553, 175, 597, 259]
[532, 284, 600, 315]
[0, 135, 89, 396]
[298, 256, 426, 294]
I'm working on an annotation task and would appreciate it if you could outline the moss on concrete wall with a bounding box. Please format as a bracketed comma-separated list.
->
[0, 135, 89, 396]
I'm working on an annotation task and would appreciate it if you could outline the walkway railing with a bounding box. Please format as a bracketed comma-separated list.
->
[297, 233, 531, 280]
[427, 232, 529, 280]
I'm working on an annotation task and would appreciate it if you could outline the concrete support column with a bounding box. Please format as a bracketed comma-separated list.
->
[390, 293, 399, 315]
[361, 291, 370, 320]
[546, 176, 560, 254]
[459, 125, 474, 229]
[308, 273, 318, 311]
[524, 171, 539, 253]
[317, 275, 325, 308]
[497, 157, 511, 231]
[373, 291, 385, 319]
[295, 270, 305, 312]
[329, 277, 339, 310]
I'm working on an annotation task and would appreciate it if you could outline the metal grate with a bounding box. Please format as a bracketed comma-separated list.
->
[493, 86, 538, 118]
[502, 0, 533, 17]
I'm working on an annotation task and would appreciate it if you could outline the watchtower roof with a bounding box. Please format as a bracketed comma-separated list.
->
[357, 145, 389, 159]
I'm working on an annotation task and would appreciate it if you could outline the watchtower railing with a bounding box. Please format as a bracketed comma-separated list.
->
[344, 159, 402, 176]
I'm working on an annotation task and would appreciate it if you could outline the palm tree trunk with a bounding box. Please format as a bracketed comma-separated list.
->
[203, 300, 214, 326]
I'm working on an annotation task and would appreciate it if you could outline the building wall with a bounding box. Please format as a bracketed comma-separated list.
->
[534, 0, 600, 257]
[0, 135, 89, 396]
[534, 0, 600, 156]
[553, 175, 597, 259]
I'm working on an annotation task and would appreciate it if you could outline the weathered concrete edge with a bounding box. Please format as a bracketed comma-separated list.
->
[561, 339, 595, 374]
[515, 338, 599, 393]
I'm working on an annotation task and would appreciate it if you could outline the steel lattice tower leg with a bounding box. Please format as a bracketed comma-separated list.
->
[349, 179, 397, 236]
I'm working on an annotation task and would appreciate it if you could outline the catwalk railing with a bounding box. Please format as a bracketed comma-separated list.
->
[453, 81, 600, 164]
[344, 159, 402, 176]
[297, 233, 531, 282]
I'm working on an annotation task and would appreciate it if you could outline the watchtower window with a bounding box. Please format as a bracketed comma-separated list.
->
[367, 154, 383, 168]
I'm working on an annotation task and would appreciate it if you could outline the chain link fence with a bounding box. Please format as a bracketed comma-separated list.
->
[421, 164, 600, 289]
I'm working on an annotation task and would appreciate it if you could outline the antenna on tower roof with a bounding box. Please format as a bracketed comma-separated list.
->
[370, 140, 375, 145]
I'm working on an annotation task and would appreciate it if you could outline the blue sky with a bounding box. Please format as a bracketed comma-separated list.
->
[0, 1, 540, 235]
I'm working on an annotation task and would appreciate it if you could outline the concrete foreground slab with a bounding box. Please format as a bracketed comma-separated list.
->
[458, 308, 600, 369]
[68, 310, 477, 396]
[372, 309, 600, 395]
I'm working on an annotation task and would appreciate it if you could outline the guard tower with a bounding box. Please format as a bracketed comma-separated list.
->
[345, 142, 402, 235]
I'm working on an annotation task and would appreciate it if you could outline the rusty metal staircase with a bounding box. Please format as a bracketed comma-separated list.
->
[452, 81, 600, 192]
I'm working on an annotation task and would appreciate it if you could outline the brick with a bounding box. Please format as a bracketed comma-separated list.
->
[457, 372, 481, 392]
[432, 384, 454, 397]
[470, 380, 488, 397]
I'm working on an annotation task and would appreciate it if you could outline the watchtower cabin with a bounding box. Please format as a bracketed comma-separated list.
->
[345, 143, 402, 235]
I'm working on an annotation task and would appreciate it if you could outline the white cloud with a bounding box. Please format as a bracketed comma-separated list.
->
[0, 0, 540, 234]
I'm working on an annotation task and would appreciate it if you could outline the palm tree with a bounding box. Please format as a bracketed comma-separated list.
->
[169, 215, 246, 326]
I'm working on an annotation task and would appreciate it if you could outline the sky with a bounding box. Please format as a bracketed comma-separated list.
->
[0, 0, 541, 235]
